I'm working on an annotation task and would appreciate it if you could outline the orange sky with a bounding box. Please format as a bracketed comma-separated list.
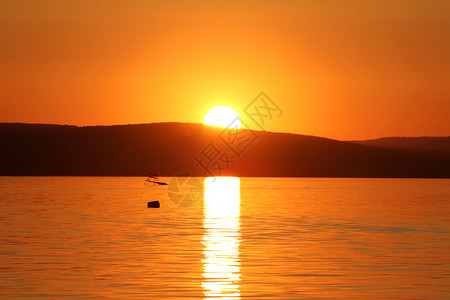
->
[1, 0, 449, 140]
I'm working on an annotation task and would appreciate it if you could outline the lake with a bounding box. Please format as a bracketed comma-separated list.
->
[0, 177, 449, 299]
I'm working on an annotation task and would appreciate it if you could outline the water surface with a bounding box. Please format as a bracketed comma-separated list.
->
[0, 177, 449, 299]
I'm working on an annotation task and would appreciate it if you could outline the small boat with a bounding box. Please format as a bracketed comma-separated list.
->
[145, 173, 168, 186]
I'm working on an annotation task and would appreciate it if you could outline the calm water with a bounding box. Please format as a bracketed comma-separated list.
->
[0, 177, 449, 299]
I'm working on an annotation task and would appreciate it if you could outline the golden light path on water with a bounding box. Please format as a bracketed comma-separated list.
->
[202, 177, 241, 299]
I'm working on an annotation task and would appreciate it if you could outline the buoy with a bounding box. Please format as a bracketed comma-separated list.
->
[147, 201, 160, 208]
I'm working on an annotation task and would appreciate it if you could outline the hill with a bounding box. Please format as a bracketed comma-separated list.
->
[1, 122, 449, 177]
[350, 136, 450, 152]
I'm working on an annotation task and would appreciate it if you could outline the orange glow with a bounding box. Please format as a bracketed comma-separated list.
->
[0, 2, 449, 140]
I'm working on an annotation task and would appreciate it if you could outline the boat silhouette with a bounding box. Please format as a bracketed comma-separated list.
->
[145, 173, 168, 186]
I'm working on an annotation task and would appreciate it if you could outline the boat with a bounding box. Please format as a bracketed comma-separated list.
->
[145, 173, 168, 186]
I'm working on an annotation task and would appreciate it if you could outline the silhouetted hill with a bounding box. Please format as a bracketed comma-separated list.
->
[1, 122, 449, 177]
[350, 137, 450, 152]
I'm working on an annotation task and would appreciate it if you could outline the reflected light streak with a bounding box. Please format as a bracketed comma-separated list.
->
[202, 177, 241, 299]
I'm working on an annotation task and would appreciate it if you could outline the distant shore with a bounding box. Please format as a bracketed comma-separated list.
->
[1, 122, 449, 178]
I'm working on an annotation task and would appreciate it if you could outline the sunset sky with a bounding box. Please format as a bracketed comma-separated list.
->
[1, 0, 449, 140]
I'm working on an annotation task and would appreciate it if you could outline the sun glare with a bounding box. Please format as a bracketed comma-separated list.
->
[202, 177, 241, 298]
[203, 106, 241, 129]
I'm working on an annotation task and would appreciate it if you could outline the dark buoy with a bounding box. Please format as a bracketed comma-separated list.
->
[147, 201, 160, 208]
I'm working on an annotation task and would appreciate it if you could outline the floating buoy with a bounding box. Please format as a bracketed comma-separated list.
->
[147, 201, 160, 208]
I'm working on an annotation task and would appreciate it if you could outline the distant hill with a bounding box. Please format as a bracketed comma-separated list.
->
[350, 136, 450, 152]
[1, 122, 449, 177]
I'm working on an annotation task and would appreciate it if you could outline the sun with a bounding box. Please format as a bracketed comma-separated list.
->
[203, 106, 241, 129]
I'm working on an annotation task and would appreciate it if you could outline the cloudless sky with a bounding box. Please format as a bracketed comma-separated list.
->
[1, 0, 449, 140]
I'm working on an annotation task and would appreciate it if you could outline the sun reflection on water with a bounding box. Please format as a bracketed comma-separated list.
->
[202, 177, 241, 299]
